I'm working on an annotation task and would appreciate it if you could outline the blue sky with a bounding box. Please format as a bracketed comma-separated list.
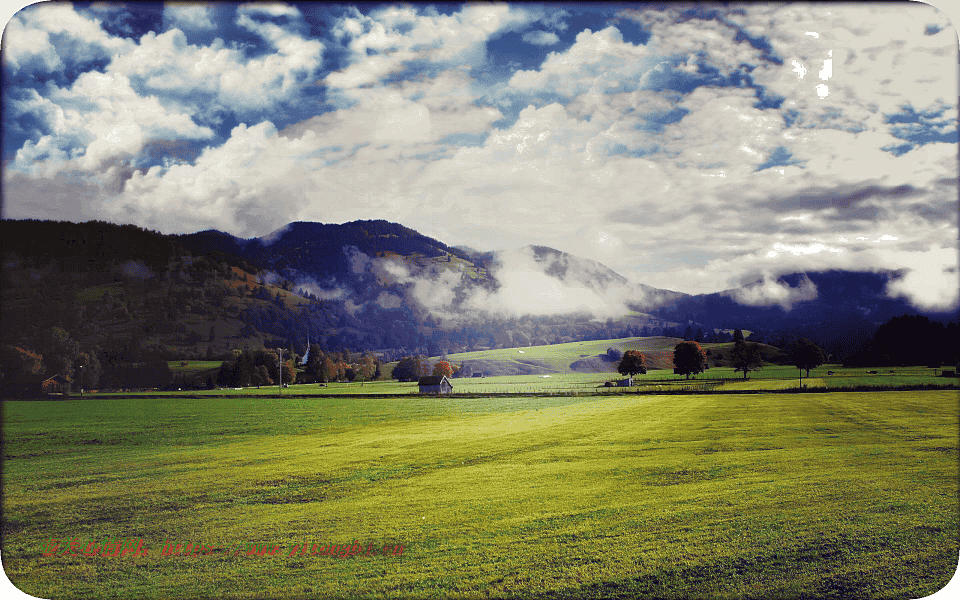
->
[1, 1, 958, 311]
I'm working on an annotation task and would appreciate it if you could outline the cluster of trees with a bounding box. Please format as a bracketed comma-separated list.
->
[843, 315, 958, 368]
[216, 349, 296, 388]
[0, 325, 179, 393]
[391, 356, 461, 381]
[612, 335, 831, 383]
[613, 342, 711, 380]
[301, 345, 381, 383]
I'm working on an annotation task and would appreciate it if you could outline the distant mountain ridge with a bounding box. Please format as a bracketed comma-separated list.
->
[178, 220, 688, 314]
[1, 218, 955, 364]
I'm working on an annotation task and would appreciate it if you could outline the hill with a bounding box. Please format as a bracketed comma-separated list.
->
[2, 217, 955, 392]
[0, 219, 684, 367]
[429, 337, 784, 377]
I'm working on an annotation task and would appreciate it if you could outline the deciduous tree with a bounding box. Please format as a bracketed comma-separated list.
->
[432, 360, 453, 378]
[789, 338, 826, 382]
[673, 341, 706, 379]
[731, 340, 763, 380]
[617, 350, 647, 377]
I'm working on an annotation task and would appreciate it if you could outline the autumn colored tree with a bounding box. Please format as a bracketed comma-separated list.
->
[731, 340, 763, 380]
[0, 345, 44, 381]
[432, 361, 453, 378]
[673, 341, 707, 379]
[617, 350, 647, 377]
[321, 357, 337, 383]
[281, 360, 296, 384]
[358, 353, 377, 380]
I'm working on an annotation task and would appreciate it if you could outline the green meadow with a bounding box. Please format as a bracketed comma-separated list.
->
[2, 389, 957, 599]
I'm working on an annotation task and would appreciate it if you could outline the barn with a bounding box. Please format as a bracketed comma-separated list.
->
[41, 375, 71, 395]
[418, 375, 453, 395]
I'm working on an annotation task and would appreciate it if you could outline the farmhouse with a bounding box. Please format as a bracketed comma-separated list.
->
[41, 375, 71, 395]
[418, 375, 453, 395]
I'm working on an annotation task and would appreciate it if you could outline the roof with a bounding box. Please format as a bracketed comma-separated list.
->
[417, 376, 452, 386]
[43, 375, 71, 384]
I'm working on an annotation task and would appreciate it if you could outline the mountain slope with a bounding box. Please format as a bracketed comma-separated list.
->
[3, 218, 954, 367]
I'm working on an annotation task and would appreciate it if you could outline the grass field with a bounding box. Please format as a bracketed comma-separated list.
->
[2, 389, 957, 599]
[442, 337, 687, 376]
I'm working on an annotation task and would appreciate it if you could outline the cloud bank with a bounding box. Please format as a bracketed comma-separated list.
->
[2, 2, 957, 312]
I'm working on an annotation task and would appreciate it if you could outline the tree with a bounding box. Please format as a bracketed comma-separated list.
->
[731, 340, 763, 380]
[392, 356, 420, 381]
[789, 338, 827, 384]
[733, 329, 745, 342]
[394, 355, 430, 381]
[673, 341, 706, 379]
[617, 350, 647, 377]
[320, 357, 337, 383]
[281, 360, 296, 384]
[37, 327, 80, 381]
[0, 345, 44, 380]
[432, 360, 453, 378]
[74, 351, 102, 390]
[358, 353, 377, 381]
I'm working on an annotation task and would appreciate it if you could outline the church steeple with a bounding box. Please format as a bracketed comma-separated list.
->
[301, 338, 311, 365]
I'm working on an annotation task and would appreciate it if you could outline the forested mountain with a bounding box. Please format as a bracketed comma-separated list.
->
[1, 218, 956, 394]
[0, 219, 678, 375]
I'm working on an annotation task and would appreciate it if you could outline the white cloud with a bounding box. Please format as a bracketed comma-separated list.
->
[4, 3, 133, 73]
[724, 274, 819, 310]
[326, 3, 533, 97]
[2, 2, 956, 314]
[522, 30, 559, 46]
[882, 246, 960, 311]
[117, 121, 323, 234]
[10, 71, 214, 177]
[163, 4, 216, 32]
[509, 27, 652, 98]
[110, 23, 323, 116]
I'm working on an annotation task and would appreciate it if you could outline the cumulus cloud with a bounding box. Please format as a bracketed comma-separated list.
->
[508, 26, 654, 98]
[163, 4, 216, 33]
[2, 3, 956, 314]
[10, 71, 214, 178]
[4, 3, 133, 73]
[522, 30, 559, 46]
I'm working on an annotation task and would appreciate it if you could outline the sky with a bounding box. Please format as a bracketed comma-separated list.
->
[2, 1, 958, 312]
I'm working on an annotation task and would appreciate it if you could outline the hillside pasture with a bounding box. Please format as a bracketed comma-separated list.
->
[1, 390, 956, 599]
[442, 336, 684, 377]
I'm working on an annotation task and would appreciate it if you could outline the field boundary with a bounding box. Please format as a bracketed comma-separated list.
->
[11, 382, 957, 401]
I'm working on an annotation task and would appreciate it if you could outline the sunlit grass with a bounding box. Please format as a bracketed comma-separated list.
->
[2, 390, 957, 599]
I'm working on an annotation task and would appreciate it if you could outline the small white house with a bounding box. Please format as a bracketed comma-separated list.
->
[418, 375, 453, 395]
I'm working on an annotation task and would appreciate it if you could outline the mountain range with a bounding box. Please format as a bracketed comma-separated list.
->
[1, 218, 955, 364]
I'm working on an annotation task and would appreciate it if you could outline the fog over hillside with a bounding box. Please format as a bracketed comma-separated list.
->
[257, 236, 685, 324]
